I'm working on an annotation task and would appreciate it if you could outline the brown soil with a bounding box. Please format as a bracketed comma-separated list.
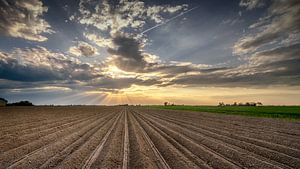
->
[0, 106, 299, 169]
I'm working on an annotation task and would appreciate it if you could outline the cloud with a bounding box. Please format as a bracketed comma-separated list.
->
[0, 0, 53, 41]
[2, 0, 298, 93]
[0, 47, 99, 82]
[107, 36, 149, 72]
[76, 0, 187, 35]
[249, 43, 300, 66]
[239, 0, 265, 10]
[1, 41, 299, 93]
[106, 35, 222, 76]
[88, 76, 160, 90]
[69, 41, 98, 57]
[247, 43, 300, 79]
[234, 0, 300, 55]
[166, 43, 300, 87]
[84, 33, 113, 48]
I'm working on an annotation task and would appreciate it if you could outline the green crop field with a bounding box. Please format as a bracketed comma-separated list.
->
[150, 105, 300, 120]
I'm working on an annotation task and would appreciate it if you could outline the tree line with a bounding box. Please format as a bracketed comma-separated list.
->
[0, 98, 34, 106]
[218, 102, 263, 107]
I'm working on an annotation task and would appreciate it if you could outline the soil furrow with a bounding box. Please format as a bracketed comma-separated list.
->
[145, 108, 300, 139]
[142, 111, 298, 169]
[134, 112, 212, 169]
[0, 113, 113, 169]
[6, 113, 118, 169]
[38, 113, 120, 169]
[0, 108, 93, 134]
[127, 110, 162, 168]
[82, 111, 123, 169]
[129, 111, 171, 169]
[1, 106, 299, 169]
[90, 110, 125, 169]
[133, 111, 215, 169]
[0, 113, 100, 154]
[0, 112, 95, 139]
[147, 110, 300, 152]
[136, 111, 243, 169]
[122, 109, 130, 169]
[140, 111, 286, 169]
[53, 113, 120, 168]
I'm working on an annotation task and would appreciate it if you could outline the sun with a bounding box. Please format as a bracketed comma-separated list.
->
[103, 65, 137, 78]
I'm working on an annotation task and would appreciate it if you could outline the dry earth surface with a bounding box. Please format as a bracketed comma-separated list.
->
[0, 106, 299, 169]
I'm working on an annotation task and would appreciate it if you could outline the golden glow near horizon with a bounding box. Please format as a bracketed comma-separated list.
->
[84, 85, 300, 105]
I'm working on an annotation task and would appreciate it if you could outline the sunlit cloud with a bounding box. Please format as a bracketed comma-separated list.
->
[0, 0, 53, 41]
[69, 41, 98, 57]
[0, 0, 299, 105]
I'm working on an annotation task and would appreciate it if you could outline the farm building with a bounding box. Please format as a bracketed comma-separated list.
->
[0, 98, 8, 106]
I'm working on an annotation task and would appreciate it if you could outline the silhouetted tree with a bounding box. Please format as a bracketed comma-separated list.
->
[8, 101, 34, 106]
[218, 102, 225, 106]
[0, 98, 8, 106]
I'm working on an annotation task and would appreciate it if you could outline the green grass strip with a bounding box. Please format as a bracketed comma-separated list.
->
[148, 105, 300, 120]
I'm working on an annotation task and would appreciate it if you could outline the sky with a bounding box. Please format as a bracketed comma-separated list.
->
[0, 0, 300, 105]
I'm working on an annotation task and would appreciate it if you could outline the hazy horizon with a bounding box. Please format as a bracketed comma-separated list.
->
[1, 0, 300, 105]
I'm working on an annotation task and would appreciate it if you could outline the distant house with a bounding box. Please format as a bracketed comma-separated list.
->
[0, 98, 8, 106]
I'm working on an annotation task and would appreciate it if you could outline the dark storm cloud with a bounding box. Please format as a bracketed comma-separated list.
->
[0, 48, 100, 82]
[168, 71, 300, 87]
[0, 53, 62, 82]
[107, 36, 149, 72]
[88, 76, 160, 90]
[0, 0, 53, 41]
[107, 35, 225, 75]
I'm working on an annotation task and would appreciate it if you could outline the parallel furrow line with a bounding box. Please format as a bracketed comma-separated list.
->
[0, 113, 99, 151]
[82, 111, 123, 169]
[6, 113, 114, 169]
[144, 111, 298, 169]
[39, 113, 119, 169]
[0, 113, 111, 168]
[148, 111, 300, 157]
[150, 110, 300, 139]
[122, 109, 129, 169]
[130, 111, 171, 169]
[135, 111, 242, 169]
[134, 112, 213, 169]
[0, 113, 107, 155]
[0, 113, 89, 135]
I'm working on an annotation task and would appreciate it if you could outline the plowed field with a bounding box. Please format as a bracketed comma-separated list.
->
[0, 106, 299, 169]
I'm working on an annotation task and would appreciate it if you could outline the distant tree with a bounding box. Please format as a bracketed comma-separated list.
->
[164, 102, 168, 106]
[8, 101, 34, 106]
[218, 102, 225, 106]
[0, 98, 8, 106]
[257, 102, 263, 106]
[233, 102, 237, 106]
[0, 98, 8, 103]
